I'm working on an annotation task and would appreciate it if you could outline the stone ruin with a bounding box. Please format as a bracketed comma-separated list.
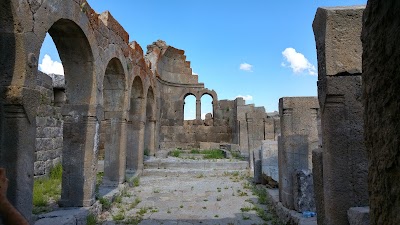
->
[1, 0, 400, 225]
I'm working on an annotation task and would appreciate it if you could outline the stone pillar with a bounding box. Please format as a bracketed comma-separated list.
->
[362, 1, 400, 224]
[103, 118, 125, 186]
[126, 120, 145, 178]
[278, 97, 319, 211]
[148, 119, 156, 156]
[196, 99, 201, 121]
[0, 101, 38, 222]
[312, 148, 324, 225]
[59, 105, 99, 207]
[313, 6, 368, 225]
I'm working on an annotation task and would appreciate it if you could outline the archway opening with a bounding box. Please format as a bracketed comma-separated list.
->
[36, 19, 95, 208]
[101, 57, 126, 186]
[201, 94, 213, 120]
[184, 94, 196, 121]
[33, 33, 66, 214]
[126, 76, 144, 176]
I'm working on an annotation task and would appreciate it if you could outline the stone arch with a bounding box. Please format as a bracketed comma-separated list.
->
[41, 19, 97, 207]
[200, 93, 214, 119]
[183, 92, 197, 121]
[126, 76, 145, 178]
[199, 89, 218, 120]
[101, 57, 126, 186]
[144, 86, 156, 156]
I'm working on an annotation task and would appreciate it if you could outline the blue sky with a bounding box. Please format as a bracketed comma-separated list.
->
[39, 0, 367, 118]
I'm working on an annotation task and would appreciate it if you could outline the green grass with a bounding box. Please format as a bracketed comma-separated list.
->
[190, 149, 201, 154]
[86, 213, 97, 225]
[99, 197, 112, 211]
[32, 163, 62, 213]
[170, 149, 182, 157]
[131, 177, 140, 187]
[202, 149, 225, 159]
[112, 210, 125, 221]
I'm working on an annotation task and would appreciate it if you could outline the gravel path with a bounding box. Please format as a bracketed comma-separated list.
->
[98, 170, 278, 225]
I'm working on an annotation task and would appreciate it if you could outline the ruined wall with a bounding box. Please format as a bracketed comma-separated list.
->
[34, 72, 64, 177]
[362, 1, 400, 224]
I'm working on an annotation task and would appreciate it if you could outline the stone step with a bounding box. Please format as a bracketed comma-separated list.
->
[143, 159, 249, 170]
[142, 168, 249, 177]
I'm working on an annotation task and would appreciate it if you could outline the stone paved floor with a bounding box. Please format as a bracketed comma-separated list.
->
[98, 171, 279, 225]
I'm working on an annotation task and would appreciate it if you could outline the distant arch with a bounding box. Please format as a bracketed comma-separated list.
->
[144, 86, 156, 156]
[183, 93, 197, 120]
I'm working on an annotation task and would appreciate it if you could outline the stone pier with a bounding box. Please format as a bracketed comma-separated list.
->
[313, 6, 368, 225]
[278, 97, 319, 211]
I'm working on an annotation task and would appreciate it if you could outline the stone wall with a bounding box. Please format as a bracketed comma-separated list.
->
[35, 72, 64, 178]
[362, 1, 400, 224]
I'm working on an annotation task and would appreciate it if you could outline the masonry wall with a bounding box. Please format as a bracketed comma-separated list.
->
[34, 72, 64, 177]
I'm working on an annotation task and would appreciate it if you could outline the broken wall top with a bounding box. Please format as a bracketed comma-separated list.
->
[313, 6, 365, 79]
[145, 40, 199, 85]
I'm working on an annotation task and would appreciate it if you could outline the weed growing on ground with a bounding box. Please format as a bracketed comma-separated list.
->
[99, 197, 112, 211]
[137, 207, 148, 216]
[32, 163, 62, 213]
[125, 215, 142, 225]
[214, 214, 219, 218]
[86, 213, 97, 225]
[242, 214, 250, 220]
[240, 204, 254, 212]
[196, 174, 204, 178]
[129, 197, 141, 209]
[153, 188, 160, 193]
[132, 177, 140, 187]
[202, 149, 225, 159]
[112, 210, 125, 221]
[216, 196, 222, 201]
[180, 205, 184, 208]
[190, 149, 201, 154]
[170, 149, 182, 157]
[167, 208, 171, 213]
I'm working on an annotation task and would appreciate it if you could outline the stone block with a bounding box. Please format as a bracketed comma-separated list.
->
[313, 6, 364, 80]
[278, 97, 319, 210]
[292, 169, 315, 213]
[253, 149, 262, 184]
[348, 207, 370, 225]
[261, 140, 279, 183]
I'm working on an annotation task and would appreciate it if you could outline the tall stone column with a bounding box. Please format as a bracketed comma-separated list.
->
[313, 6, 368, 225]
[278, 97, 319, 211]
[126, 120, 145, 178]
[103, 118, 126, 186]
[196, 99, 201, 121]
[362, 1, 400, 224]
[59, 105, 100, 207]
[148, 118, 156, 156]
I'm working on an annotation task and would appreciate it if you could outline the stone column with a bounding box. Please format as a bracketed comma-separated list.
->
[278, 97, 319, 211]
[362, 1, 400, 224]
[126, 119, 145, 178]
[0, 100, 38, 222]
[313, 6, 368, 225]
[59, 105, 99, 207]
[103, 118, 126, 186]
[148, 118, 156, 156]
[196, 99, 201, 121]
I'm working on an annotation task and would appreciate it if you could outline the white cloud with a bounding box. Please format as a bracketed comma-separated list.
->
[236, 95, 253, 101]
[282, 48, 317, 75]
[239, 63, 253, 72]
[192, 72, 198, 76]
[39, 54, 64, 75]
